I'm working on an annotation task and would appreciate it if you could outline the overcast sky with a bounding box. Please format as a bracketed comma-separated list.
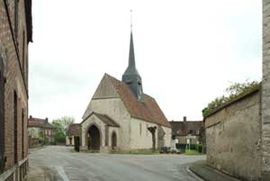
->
[29, 0, 262, 123]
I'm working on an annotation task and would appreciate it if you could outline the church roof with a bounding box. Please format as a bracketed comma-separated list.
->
[82, 112, 120, 127]
[98, 74, 171, 128]
[93, 112, 120, 127]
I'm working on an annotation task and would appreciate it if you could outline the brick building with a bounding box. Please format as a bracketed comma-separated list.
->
[170, 117, 203, 144]
[0, 0, 32, 180]
[28, 116, 54, 147]
[66, 124, 80, 146]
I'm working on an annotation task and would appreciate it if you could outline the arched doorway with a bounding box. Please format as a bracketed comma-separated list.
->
[87, 125, 100, 150]
[111, 132, 117, 150]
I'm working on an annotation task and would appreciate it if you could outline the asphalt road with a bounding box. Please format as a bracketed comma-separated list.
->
[28, 146, 205, 181]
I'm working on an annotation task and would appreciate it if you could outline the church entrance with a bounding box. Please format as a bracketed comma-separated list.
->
[87, 125, 100, 150]
[111, 132, 117, 150]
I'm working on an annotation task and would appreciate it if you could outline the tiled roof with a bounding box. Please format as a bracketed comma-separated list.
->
[82, 112, 120, 127]
[93, 112, 120, 127]
[28, 116, 53, 129]
[105, 74, 171, 128]
[170, 120, 203, 136]
[67, 124, 81, 136]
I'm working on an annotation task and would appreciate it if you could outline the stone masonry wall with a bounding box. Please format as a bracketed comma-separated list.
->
[262, 0, 270, 179]
[0, 0, 29, 180]
[205, 91, 261, 181]
[88, 98, 131, 150]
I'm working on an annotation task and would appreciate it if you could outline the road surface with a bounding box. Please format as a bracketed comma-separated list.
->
[28, 146, 205, 181]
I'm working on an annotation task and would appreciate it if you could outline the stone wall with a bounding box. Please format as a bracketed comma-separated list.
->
[87, 98, 131, 149]
[205, 91, 261, 180]
[0, 0, 30, 180]
[262, 0, 270, 179]
[162, 126, 171, 147]
[81, 114, 107, 150]
[129, 118, 158, 149]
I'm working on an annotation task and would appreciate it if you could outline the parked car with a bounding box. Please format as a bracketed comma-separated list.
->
[160, 146, 171, 154]
[170, 147, 181, 154]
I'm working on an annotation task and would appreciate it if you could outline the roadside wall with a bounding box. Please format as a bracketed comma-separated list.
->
[205, 91, 261, 180]
[262, 0, 270, 179]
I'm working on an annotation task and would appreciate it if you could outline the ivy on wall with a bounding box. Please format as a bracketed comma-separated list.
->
[202, 81, 261, 118]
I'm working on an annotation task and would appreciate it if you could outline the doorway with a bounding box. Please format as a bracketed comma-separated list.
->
[111, 132, 117, 150]
[87, 125, 101, 150]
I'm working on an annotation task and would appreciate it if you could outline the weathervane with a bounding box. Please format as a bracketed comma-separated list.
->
[130, 9, 133, 31]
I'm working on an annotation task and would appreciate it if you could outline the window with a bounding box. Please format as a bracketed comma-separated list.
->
[0, 56, 5, 173]
[14, 91, 18, 164]
[139, 123, 142, 136]
[22, 31, 25, 77]
[14, 0, 19, 41]
[21, 109, 24, 158]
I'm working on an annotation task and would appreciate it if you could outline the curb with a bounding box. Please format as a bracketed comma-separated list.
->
[189, 161, 240, 181]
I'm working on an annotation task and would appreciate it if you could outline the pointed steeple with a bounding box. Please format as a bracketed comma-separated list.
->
[122, 31, 143, 101]
[124, 32, 139, 75]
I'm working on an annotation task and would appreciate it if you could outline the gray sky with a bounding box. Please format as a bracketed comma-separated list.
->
[29, 0, 262, 123]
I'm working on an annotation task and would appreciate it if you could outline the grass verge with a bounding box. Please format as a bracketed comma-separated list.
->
[111, 149, 159, 155]
[184, 149, 203, 155]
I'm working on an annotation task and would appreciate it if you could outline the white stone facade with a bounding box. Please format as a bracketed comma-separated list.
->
[80, 74, 172, 152]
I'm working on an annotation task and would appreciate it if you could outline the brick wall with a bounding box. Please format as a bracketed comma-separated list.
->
[0, 0, 30, 180]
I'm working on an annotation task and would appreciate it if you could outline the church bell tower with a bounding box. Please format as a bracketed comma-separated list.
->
[122, 32, 143, 101]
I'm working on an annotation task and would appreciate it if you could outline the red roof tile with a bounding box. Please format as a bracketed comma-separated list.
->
[28, 116, 53, 128]
[170, 120, 203, 136]
[106, 74, 171, 128]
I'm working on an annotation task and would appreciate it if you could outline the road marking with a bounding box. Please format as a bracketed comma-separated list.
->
[55, 166, 70, 181]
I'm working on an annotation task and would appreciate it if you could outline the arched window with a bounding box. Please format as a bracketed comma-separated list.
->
[111, 132, 117, 150]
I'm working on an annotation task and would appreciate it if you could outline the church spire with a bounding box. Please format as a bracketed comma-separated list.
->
[122, 30, 143, 101]
[125, 32, 137, 74]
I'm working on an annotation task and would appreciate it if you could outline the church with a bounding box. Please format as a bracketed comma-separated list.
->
[80, 32, 171, 152]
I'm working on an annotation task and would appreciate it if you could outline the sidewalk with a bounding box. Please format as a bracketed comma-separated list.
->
[189, 161, 241, 181]
[25, 166, 57, 181]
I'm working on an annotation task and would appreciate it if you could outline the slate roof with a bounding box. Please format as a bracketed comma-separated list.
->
[170, 120, 203, 136]
[84, 74, 171, 128]
[67, 124, 81, 136]
[28, 116, 53, 129]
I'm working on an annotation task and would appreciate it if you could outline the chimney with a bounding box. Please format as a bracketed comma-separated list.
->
[183, 116, 187, 122]
[45, 117, 48, 123]
[29, 115, 32, 119]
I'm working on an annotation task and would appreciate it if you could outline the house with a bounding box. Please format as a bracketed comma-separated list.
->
[28, 116, 54, 146]
[0, 0, 32, 180]
[170, 117, 203, 144]
[80, 31, 171, 152]
[66, 124, 80, 146]
[203, 1, 270, 180]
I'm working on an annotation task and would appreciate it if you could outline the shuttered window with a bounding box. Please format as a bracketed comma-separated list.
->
[21, 109, 24, 158]
[13, 91, 18, 164]
[0, 56, 5, 173]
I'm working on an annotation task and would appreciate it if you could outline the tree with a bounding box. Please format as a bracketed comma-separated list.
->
[52, 116, 74, 144]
